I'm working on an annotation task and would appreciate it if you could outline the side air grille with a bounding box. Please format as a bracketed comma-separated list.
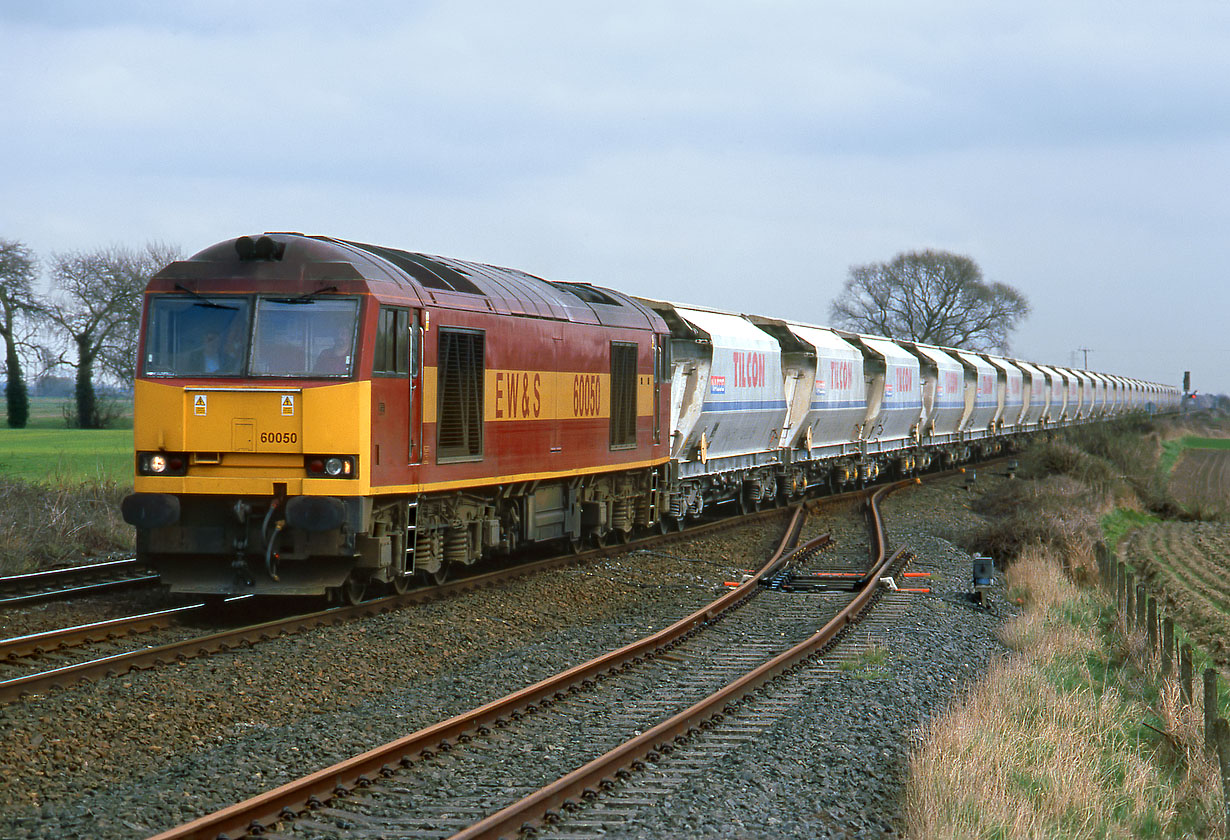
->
[610, 341, 638, 449]
[437, 329, 485, 460]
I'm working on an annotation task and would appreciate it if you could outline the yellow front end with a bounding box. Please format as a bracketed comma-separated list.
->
[125, 379, 375, 597]
[133, 379, 371, 495]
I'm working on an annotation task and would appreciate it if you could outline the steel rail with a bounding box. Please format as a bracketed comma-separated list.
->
[143, 505, 812, 840]
[0, 558, 160, 607]
[0, 603, 205, 661]
[446, 482, 911, 840]
[0, 557, 141, 587]
[0, 574, 163, 608]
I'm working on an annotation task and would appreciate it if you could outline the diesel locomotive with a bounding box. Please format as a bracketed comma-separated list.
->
[121, 233, 1179, 602]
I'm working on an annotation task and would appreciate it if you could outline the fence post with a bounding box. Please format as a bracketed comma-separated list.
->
[1147, 597, 1158, 656]
[1136, 584, 1148, 632]
[1162, 618, 1174, 677]
[1216, 718, 1230, 828]
[1117, 561, 1126, 616]
[1126, 572, 1136, 630]
[1181, 644, 1194, 705]
[1207, 669, 1220, 754]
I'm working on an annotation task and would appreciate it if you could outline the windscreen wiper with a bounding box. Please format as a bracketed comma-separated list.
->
[267, 285, 340, 305]
[175, 283, 239, 310]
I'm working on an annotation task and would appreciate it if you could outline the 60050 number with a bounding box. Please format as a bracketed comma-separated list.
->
[260, 431, 297, 444]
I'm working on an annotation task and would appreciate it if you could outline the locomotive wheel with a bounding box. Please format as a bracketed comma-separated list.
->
[420, 561, 450, 586]
[341, 575, 367, 605]
[390, 573, 412, 595]
[568, 536, 584, 555]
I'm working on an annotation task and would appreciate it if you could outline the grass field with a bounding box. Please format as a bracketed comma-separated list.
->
[0, 397, 133, 484]
[0, 428, 132, 483]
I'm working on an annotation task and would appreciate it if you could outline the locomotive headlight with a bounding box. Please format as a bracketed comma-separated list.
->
[138, 452, 187, 476]
[324, 457, 344, 476]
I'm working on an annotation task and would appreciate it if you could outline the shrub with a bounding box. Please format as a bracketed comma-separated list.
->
[971, 475, 1105, 579]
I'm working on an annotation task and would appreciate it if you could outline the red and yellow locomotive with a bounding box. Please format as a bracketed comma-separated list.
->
[121, 234, 670, 602]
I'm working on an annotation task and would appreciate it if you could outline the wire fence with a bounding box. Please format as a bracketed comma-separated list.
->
[1096, 542, 1230, 823]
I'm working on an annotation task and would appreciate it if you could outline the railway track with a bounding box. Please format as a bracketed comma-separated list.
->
[146, 480, 918, 840]
[2, 464, 986, 707]
[0, 557, 159, 607]
[0, 502, 796, 706]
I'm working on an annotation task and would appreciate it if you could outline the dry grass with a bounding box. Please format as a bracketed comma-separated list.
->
[997, 546, 1100, 660]
[906, 659, 1167, 839]
[0, 478, 133, 574]
[905, 545, 1225, 840]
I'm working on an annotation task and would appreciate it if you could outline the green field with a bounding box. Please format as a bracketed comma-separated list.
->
[0, 428, 132, 483]
[0, 397, 133, 484]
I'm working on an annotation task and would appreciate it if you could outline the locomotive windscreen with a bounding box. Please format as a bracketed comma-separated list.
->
[142, 295, 251, 377]
[141, 294, 360, 378]
[251, 298, 359, 377]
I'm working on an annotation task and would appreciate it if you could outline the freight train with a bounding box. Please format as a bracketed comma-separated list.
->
[120, 234, 1179, 602]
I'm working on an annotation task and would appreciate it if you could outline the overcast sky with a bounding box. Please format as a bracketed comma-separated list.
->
[3, 1, 1226, 394]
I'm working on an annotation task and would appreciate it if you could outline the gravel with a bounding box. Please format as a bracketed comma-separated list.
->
[0, 471, 1018, 839]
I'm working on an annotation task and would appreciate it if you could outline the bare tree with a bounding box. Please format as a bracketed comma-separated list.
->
[44, 242, 178, 428]
[0, 238, 41, 428]
[829, 249, 1030, 353]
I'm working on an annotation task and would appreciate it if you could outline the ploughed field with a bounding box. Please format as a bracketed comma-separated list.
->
[1122, 445, 1230, 665]
[1170, 447, 1230, 509]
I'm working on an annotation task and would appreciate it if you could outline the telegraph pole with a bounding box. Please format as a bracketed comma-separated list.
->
[1076, 347, 1091, 368]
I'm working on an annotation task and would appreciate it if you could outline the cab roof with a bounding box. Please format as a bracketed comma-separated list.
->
[150, 233, 663, 331]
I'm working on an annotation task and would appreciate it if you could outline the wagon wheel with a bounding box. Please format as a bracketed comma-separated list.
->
[390, 573, 412, 595]
[568, 536, 585, 555]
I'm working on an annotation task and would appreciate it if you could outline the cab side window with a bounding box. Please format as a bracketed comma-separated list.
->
[374, 307, 410, 376]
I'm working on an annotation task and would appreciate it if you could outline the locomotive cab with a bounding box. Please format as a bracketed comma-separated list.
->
[123, 239, 397, 601]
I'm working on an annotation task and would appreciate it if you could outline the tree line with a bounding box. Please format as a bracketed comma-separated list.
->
[0, 237, 179, 429]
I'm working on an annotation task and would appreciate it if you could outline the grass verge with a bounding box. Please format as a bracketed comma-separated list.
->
[907, 415, 1230, 839]
[905, 547, 1224, 839]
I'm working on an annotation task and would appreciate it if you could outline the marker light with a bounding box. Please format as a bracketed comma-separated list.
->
[305, 455, 356, 478]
